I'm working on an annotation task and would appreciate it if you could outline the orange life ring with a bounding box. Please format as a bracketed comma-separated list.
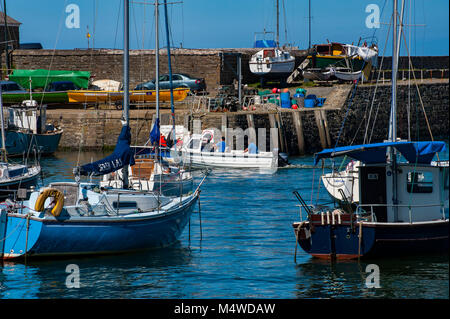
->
[34, 188, 65, 217]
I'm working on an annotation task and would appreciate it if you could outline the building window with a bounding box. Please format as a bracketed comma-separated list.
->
[407, 171, 433, 193]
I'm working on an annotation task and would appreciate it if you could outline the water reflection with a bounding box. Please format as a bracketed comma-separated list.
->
[0, 244, 194, 299]
[1, 151, 448, 299]
[294, 254, 449, 299]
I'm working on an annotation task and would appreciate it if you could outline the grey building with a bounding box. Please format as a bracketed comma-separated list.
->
[1, 11, 21, 51]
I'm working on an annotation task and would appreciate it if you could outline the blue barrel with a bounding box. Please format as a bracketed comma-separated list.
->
[280, 92, 291, 108]
[304, 99, 316, 108]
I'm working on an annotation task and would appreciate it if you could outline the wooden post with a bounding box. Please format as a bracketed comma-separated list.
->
[246, 114, 255, 129]
[321, 110, 331, 148]
[292, 111, 305, 155]
[268, 113, 279, 152]
[221, 114, 227, 137]
[184, 114, 190, 132]
[275, 113, 287, 153]
[314, 110, 327, 149]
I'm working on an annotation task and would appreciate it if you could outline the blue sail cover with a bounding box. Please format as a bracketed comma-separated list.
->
[79, 125, 135, 176]
[254, 40, 277, 48]
[314, 141, 446, 166]
[149, 118, 160, 145]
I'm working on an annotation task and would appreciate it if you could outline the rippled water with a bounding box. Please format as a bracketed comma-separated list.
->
[1, 151, 448, 299]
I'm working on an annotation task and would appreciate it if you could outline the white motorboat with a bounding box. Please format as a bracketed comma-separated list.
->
[181, 130, 278, 171]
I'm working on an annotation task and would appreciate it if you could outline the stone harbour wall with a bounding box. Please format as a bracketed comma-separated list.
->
[46, 81, 449, 155]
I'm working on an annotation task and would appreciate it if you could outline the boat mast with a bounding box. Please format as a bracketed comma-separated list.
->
[163, 0, 175, 146]
[388, 0, 405, 222]
[308, 0, 311, 49]
[276, 0, 279, 47]
[122, 0, 130, 188]
[2, 0, 9, 74]
[388, 0, 398, 143]
[0, 86, 7, 162]
[155, 0, 160, 150]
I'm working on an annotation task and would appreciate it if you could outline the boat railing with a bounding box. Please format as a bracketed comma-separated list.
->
[185, 149, 274, 158]
[294, 200, 446, 224]
[355, 202, 447, 223]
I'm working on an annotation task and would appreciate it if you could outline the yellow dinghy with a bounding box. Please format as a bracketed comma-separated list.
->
[67, 90, 123, 103]
[129, 88, 190, 103]
[67, 88, 189, 104]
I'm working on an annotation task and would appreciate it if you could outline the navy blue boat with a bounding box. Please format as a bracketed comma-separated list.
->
[293, 142, 449, 260]
[3, 103, 63, 157]
[4, 130, 62, 157]
[293, 2, 449, 260]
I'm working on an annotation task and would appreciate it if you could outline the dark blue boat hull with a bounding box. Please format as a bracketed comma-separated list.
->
[296, 219, 449, 259]
[3, 130, 62, 157]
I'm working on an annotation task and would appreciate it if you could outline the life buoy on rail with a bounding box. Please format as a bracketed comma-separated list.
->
[34, 188, 65, 217]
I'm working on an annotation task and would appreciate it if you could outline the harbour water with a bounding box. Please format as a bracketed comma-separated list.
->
[0, 151, 448, 299]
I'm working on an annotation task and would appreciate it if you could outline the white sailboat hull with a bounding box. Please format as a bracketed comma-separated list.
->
[249, 48, 295, 76]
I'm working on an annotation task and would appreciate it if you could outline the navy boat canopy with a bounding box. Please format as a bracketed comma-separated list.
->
[79, 125, 135, 176]
[254, 40, 277, 48]
[314, 141, 446, 166]
[149, 118, 160, 145]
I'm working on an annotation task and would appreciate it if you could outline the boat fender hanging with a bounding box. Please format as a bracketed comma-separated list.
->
[34, 188, 65, 217]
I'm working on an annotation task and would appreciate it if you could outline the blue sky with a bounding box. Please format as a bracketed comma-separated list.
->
[4, 0, 449, 56]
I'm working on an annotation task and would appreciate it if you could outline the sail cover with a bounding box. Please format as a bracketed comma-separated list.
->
[314, 141, 446, 165]
[149, 118, 160, 145]
[254, 40, 277, 48]
[344, 45, 378, 67]
[79, 125, 135, 176]
[9, 69, 91, 89]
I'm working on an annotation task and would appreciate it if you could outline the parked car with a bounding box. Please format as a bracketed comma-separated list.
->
[0, 80, 27, 93]
[19, 43, 43, 50]
[134, 73, 206, 93]
[45, 81, 80, 92]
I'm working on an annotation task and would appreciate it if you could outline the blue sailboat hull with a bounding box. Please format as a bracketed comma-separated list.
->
[1, 196, 197, 259]
[295, 219, 449, 259]
[4, 130, 63, 157]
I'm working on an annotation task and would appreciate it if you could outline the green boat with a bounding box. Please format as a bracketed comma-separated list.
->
[8, 69, 90, 90]
[2, 69, 91, 104]
[1, 91, 69, 104]
[307, 42, 374, 70]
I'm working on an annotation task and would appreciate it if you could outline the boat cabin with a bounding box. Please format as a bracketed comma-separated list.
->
[358, 162, 446, 223]
[314, 43, 345, 56]
[0, 163, 28, 180]
[315, 141, 448, 223]
[7, 100, 53, 134]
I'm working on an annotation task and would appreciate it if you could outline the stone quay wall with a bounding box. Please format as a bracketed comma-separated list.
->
[46, 81, 448, 155]
[4, 48, 308, 94]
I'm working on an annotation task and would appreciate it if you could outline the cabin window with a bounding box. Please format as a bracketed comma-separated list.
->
[406, 171, 433, 193]
[263, 49, 275, 58]
[188, 139, 200, 150]
[112, 201, 138, 209]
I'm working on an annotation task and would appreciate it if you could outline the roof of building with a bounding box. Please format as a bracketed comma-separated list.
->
[0, 12, 21, 26]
